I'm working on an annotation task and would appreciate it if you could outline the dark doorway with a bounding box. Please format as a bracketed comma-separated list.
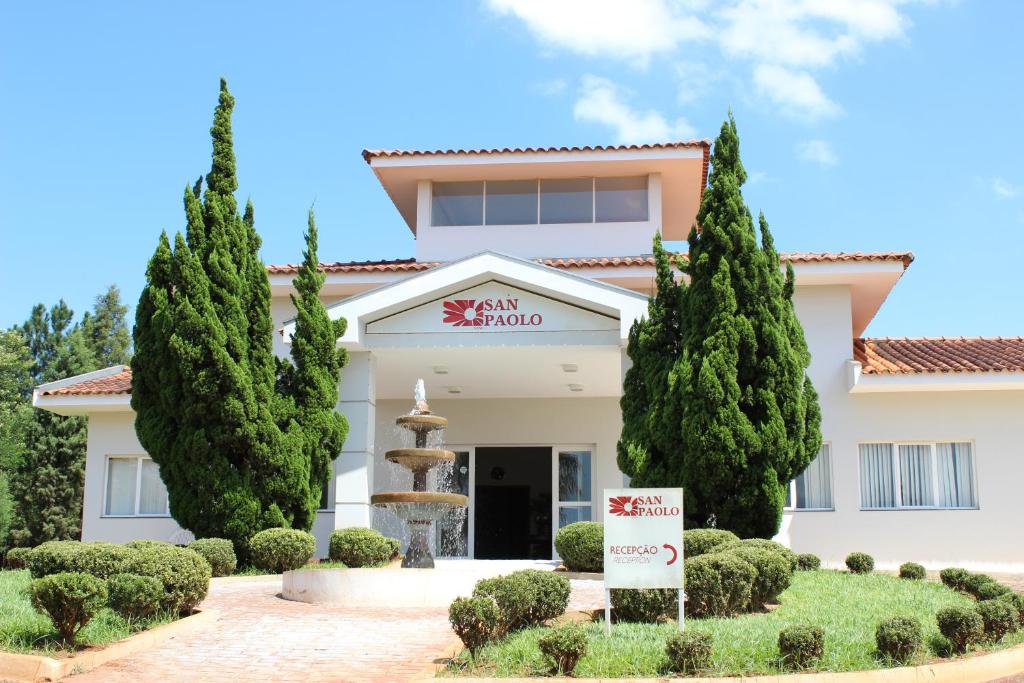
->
[474, 447, 552, 559]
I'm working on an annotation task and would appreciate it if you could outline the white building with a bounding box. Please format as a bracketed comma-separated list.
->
[34, 142, 1024, 571]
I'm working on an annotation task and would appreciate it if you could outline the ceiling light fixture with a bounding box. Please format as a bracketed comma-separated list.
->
[447, 386, 462, 394]
[433, 366, 449, 375]
[561, 364, 578, 373]
[568, 384, 584, 392]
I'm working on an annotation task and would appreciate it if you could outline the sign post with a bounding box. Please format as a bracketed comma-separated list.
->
[602, 488, 685, 635]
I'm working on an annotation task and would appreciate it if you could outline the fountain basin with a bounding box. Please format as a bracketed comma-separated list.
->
[370, 492, 468, 522]
[384, 448, 456, 473]
[396, 414, 448, 431]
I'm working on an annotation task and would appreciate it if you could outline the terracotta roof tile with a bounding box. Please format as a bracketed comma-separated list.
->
[41, 368, 133, 396]
[361, 140, 711, 163]
[266, 252, 913, 275]
[854, 338, 1024, 374]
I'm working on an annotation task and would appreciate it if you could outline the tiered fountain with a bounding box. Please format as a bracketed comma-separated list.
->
[371, 380, 468, 568]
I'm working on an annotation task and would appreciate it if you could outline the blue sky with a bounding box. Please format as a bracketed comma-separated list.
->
[2, 1, 1022, 336]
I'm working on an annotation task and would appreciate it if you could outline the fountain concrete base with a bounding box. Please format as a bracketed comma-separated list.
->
[281, 560, 559, 608]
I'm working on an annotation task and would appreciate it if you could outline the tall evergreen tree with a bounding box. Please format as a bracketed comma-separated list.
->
[0, 331, 32, 551]
[82, 285, 131, 365]
[617, 235, 684, 486]
[132, 80, 347, 555]
[675, 114, 821, 536]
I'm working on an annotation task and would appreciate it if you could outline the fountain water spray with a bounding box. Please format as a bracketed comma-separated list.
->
[370, 379, 468, 568]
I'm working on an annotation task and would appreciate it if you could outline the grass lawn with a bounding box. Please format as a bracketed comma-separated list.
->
[0, 569, 177, 656]
[449, 570, 1024, 677]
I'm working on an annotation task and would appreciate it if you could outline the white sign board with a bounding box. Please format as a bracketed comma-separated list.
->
[603, 488, 684, 589]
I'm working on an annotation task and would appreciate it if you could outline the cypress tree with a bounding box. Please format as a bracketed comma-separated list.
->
[617, 234, 684, 486]
[674, 114, 821, 537]
[81, 285, 131, 365]
[133, 80, 347, 555]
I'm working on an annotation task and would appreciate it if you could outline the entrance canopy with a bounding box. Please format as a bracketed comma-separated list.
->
[281, 251, 648, 400]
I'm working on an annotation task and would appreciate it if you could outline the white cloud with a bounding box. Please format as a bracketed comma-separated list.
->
[796, 139, 838, 166]
[747, 170, 772, 184]
[532, 78, 568, 96]
[992, 177, 1020, 199]
[754, 64, 841, 121]
[675, 60, 724, 105]
[486, 0, 708, 65]
[573, 75, 696, 144]
[488, 0, 926, 121]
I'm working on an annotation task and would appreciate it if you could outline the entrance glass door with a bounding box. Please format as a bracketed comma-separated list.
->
[473, 447, 553, 559]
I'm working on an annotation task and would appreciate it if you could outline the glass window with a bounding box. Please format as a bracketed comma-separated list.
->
[859, 443, 896, 509]
[557, 450, 592, 530]
[596, 176, 648, 222]
[105, 458, 137, 516]
[540, 178, 593, 224]
[936, 442, 976, 508]
[486, 180, 537, 225]
[860, 442, 978, 509]
[558, 506, 592, 527]
[139, 459, 169, 515]
[318, 474, 335, 512]
[431, 181, 483, 226]
[789, 444, 833, 510]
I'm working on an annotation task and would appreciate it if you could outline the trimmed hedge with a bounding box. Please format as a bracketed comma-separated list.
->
[537, 623, 588, 675]
[999, 592, 1024, 626]
[899, 562, 926, 580]
[875, 616, 922, 664]
[31, 572, 108, 644]
[682, 528, 739, 557]
[976, 599, 1018, 642]
[723, 538, 797, 572]
[796, 553, 821, 571]
[936, 605, 983, 653]
[5, 547, 30, 569]
[449, 596, 500, 655]
[554, 522, 603, 572]
[188, 538, 237, 577]
[778, 624, 824, 669]
[328, 527, 399, 568]
[685, 552, 756, 618]
[665, 630, 713, 674]
[249, 528, 316, 573]
[472, 570, 570, 634]
[123, 544, 211, 613]
[728, 546, 792, 609]
[845, 552, 874, 574]
[107, 573, 163, 621]
[26, 541, 134, 579]
[610, 588, 677, 623]
[975, 581, 1012, 601]
[940, 567, 970, 592]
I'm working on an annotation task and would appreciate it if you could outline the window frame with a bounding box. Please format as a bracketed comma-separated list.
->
[102, 455, 171, 518]
[552, 446, 594, 530]
[429, 176, 650, 228]
[783, 442, 834, 512]
[857, 440, 979, 511]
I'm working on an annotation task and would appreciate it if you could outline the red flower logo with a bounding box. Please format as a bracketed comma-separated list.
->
[608, 496, 641, 517]
[442, 299, 485, 327]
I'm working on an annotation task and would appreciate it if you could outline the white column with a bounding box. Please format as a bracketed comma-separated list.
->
[335, 351, 376, 528]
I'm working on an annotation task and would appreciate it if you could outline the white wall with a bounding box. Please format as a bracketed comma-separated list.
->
[786, 285, 1024, 571]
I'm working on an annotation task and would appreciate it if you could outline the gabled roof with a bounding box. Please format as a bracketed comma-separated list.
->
[265, 251, 914, 276]
[854, 337, 1024, 374]
[38, 366, 132, 396]
[362, 140, 710, 162]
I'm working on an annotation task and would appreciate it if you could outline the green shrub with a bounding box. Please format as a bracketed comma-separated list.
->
[778, 624, 824, 669]
[537, 624, 588, 675]
[107, 573, 163, 622]
[975, 581, 1012, 601]
[875, 616, 922, 664]
[845, 552, 874, 574]
[728, 546, 792, 609]
[976, 599, 1018, 642]
[610, 589, 677, 623]
[472, 570, 570, 634]
[723, 538, 797, 571]
[685, 552, 756, 617]
[5, 546, 30, 569]
[998, 592, 1024, 626]
[30, 572, 108, 644]
[448, 596, 500, 655]
[939, 567, 970, 592]
[27, 541, 134, 579]
[125, 539, 175, 550]
[796, 553, 821, 571]
[123, 544, 211, 613]
[683, 528, 739, 557]
[554, 522, 603, 572]
[665, 630, 713, 674]
[328, 527, 399, 568]
[962, 573, 999, 599]
[936, 605, 983, 653]
[927, 634, 954, 658]
[249, 528, 316, 573]
[188, 538, 237, 577]
[899, 562, 926, 580]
